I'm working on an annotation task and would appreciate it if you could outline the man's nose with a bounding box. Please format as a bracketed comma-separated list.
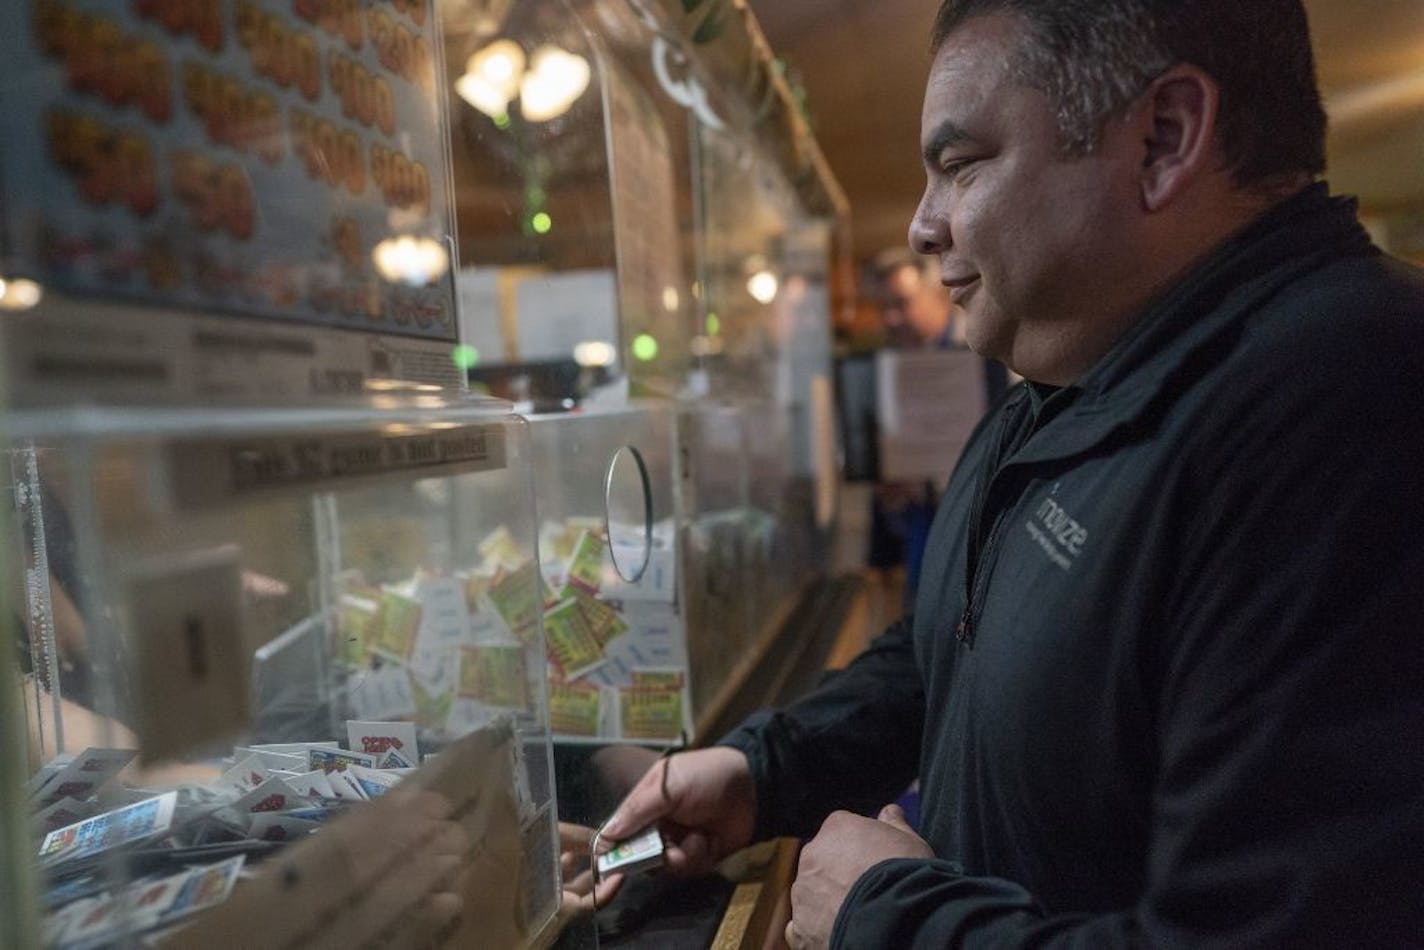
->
[909, 197, 947, 256]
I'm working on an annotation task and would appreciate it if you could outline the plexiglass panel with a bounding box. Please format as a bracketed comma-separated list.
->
[523, 405, 688, 748]
[7, 403, 559, 948]
[676, 402, 751, 721]
[685, 119, 839, 672]
[442, 0, 695, 404]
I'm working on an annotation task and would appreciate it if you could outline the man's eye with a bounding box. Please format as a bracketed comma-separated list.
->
[939, 157, 974, 179]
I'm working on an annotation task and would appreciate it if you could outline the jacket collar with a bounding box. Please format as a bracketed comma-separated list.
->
[1005, 183, 1376, 467]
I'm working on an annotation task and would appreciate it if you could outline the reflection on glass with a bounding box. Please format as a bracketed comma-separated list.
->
[454, 38, 590, 124]
[520, 45, 591, 122]
[371, 235, 450, 285]
[455, 38, 526, 118]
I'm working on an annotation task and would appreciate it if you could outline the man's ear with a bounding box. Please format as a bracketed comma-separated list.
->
[1137, 64, 1220, 212]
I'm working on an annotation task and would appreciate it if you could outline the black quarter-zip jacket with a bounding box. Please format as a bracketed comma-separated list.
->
[723, 185, 1424, 947]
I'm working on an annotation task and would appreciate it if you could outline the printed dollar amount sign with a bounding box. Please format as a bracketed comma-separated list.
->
[171, 150, 256, 239]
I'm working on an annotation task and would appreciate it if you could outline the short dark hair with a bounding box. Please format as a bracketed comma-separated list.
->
[931, 0, 1327, 188]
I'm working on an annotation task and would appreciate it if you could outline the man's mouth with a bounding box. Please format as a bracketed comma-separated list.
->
[945, 274, 980, 305]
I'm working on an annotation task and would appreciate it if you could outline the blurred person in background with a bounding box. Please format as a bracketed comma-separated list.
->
[867, 248, 1008, 598]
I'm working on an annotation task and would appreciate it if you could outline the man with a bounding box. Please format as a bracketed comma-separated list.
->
[867, 249, 956, 593]
[875, 248, 960, 350]
[599, 1, 1424, 945]
[866, 249, 1011, 594]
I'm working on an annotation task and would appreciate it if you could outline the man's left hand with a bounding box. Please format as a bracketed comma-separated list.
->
[558, 822, 624, 918]
[785, 803, 933, 949]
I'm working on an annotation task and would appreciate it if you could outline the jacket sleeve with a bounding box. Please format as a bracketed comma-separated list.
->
[832, 300, 1424, 947]
[719, 616, 925, 842]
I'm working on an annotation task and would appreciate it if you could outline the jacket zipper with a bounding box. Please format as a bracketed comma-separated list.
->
[957, 404, 1023, 645]
[958, 386, 1060, 645]
[957, 510, 1013, 645]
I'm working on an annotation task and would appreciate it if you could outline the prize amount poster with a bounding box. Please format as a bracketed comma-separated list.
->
[0, 0, 457, 339]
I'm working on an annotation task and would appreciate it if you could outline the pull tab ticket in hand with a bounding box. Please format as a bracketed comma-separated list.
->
[595, 825, 664, 878]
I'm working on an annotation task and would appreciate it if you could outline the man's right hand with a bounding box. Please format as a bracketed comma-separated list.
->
[599, 746, 757, 876]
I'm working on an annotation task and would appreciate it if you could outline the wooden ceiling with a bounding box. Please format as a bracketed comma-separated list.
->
[745, 0, 1424, 260]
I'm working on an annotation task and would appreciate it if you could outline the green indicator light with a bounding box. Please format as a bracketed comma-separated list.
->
[531, 212, 553, 234]
[632, 334, 659, 362]
[451, 344, 480, 370]
[706, 312, 721, 335]
[494, 113, 511, 129]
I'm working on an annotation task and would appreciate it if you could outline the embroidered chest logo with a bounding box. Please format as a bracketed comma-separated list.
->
[1025, 496, 1088, 570]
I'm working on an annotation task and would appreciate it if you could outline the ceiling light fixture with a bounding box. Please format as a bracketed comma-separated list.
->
[0, 277, 44, 311]
[520, 45, 591, 122]
[455, 39, 526, 119]
[747, 270, 779, 304]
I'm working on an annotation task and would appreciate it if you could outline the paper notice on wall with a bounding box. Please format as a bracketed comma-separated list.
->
[876, 349, 987, 483]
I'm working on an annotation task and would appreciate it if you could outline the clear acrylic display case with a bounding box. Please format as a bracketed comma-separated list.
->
[681, 98, 842, 687]
[522, 404, 689, 749]
[5, 401, 561, 949]
[441, 0, 846, 749]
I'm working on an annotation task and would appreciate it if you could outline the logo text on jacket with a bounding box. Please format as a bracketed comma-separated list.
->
[1025, 497, 1087, 570]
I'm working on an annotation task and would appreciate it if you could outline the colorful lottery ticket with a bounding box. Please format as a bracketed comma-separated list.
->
[345, 720, 419, 762]
[563, 530, 607, 595]
[630, 669, 686, 690]
[619, 688, 685, 741]
[39, 792, 177, 866]
[306, 747, 377, 774]
[457, 645, 530, 709]
[488, 561, 542, 641]
[548, 682, 603, 737]
[543, 597, 607, 679]
[369, 589, 423, 662]
[596, 825, 664, 878]
[572, 590, 629, 648]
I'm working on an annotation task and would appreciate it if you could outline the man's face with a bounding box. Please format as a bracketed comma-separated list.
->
[909, 13, 1146, 384]
[881, 264, 949, 345]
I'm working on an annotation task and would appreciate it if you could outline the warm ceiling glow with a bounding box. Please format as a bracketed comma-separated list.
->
[574, 340, 617, 367]
[372, 235, 450, 285]
[1326, 71, 1424, 129]
[520, 46, 591, 122]
[662, 285, 680, 312]
[747, 270, 779, 304]
[0, 277, 44, 311]
[455, 39, 526, 119]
